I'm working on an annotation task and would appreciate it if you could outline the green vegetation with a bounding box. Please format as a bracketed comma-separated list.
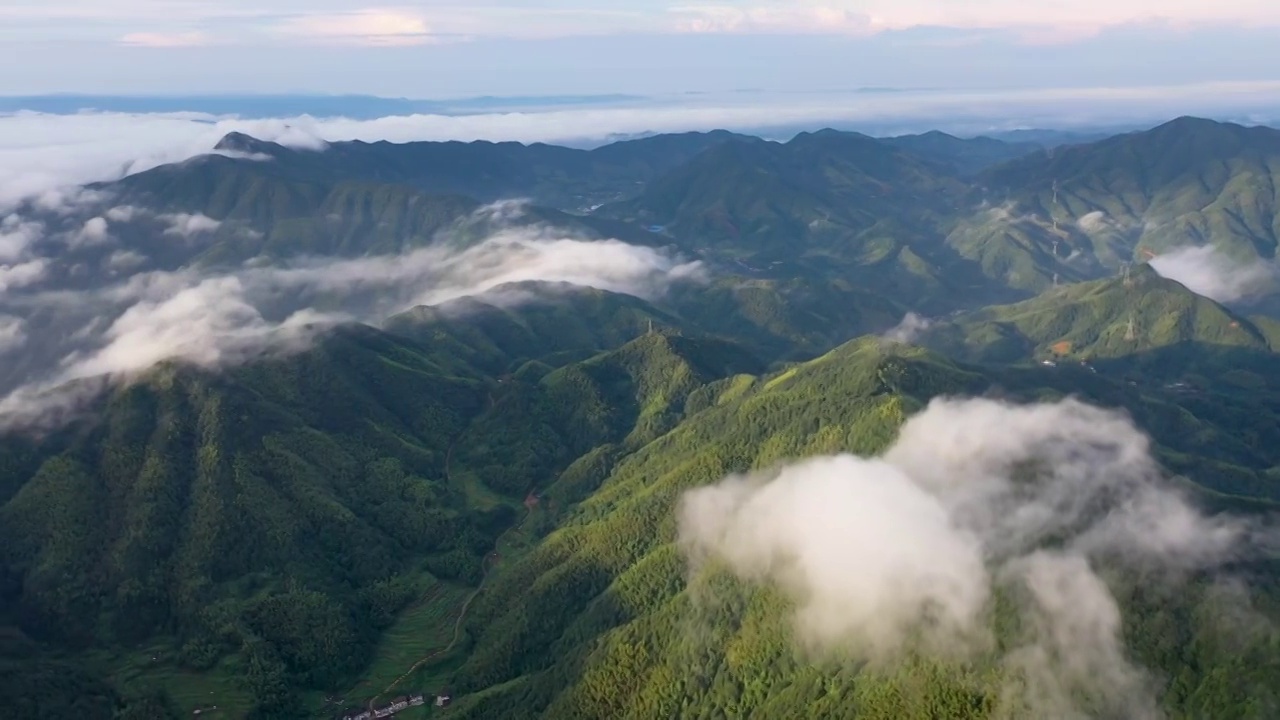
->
[925, 264, 1273, 364]
[439, 340, 1280, 720]
[953, 117, 1280, 292]
[6, 117, 1280, 719]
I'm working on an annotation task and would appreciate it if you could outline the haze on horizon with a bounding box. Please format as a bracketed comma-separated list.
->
[3, 0, 1280, 98]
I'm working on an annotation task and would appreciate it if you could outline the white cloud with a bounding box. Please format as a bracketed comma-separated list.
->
[1077, 210, 1110, 232]
[6, 0, 1280, 44]
[669, 0, 1280, 37]
[1, 2, 645, 43]
[159, 212, 222, 237]
[679, 397, 1248, 717]
[0, 315, 26, 354]
[105, 205, 141, 223]
[73, 216, 111, 247]
[671, 4, 872, 34]
[0, 205, 704, 429]
[0, 215, 43, 263]
[880, 312, 931, 344]
[107, 250, 147, 271]
[1150, 245, 1278, 304]
[0, 260, 48, 292]
[271, 9, 436, 46]
[119, 31, 212, 47]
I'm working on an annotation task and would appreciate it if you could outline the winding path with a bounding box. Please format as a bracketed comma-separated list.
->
[367, 430, 532, 710]
[368, 508, 531, 709]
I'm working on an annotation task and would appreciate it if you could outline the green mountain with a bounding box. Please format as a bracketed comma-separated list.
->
[440, 339, 1280, 720]
[882, 131, 1041, 176]
[0, 325, 507, 714]
[383, 283, 687, 375]
[924, 264, 1276, 365]
[950, 117, 1280, 293]
[8, 117, 1280, 720]
[212, 129, 753, 211]
[98, 157, 664, 271]
[0, 292, 763, 718]
[601, 131, 1017, 314]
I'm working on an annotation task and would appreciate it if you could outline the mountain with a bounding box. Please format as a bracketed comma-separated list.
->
[882, 131, 1041, 175]
[950, 117, 1280, 294]
[439, 338, 1280, 720]
[7, 117, 1280, 720]
[923, 264, 1276, 365]
[607, 130, 964, 253]
[0, 290, 762, 717]
[90, 153, 667, 268]
[207, 129, 753, 211]
[985, 128, 1124, 148]
[383, 283, 689, 375]
[599, 130, 1019, 314]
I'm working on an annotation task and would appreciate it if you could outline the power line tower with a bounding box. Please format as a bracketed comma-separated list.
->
[1125, 315, 1137, 342]
[1122, 262, 1132, 286]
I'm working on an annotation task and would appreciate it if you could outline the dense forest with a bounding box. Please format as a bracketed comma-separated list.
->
[1, 116, 1280, 718]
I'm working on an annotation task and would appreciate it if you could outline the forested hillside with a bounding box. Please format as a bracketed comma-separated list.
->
[2, 117, 1280, 719]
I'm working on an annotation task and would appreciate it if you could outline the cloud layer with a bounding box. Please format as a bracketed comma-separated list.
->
[8, 1, 1280, 47]
[679, 397, 1250, 717]
[0, 206, 704, 429]
[674, 0, 1280, 38]
[1150, 245, 1279, 304]
[5, 80, 1280, 210]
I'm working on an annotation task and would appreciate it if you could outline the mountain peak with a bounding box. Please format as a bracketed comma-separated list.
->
[212, 131, 285, 156]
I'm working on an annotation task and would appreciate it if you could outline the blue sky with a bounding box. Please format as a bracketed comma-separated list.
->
[3, 1, 1280, 96]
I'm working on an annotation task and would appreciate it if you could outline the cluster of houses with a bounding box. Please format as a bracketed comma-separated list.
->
[341, 693, 451, 720]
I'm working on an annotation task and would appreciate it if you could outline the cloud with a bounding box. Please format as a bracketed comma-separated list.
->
[880, 312, 931, 344]
[0, 205, 704, 429]
[669, 0, 1280, 36]
[1150, 245, 1278, 304]
[1077, 210, 1110, 232]
[671, 4, 873, 34]
[57, 275, 326, 382]
[119, 31, 212, 48]
[106, 250, 147, 272]
[8, 0, 1280, 45]
[0, 215, 43, 263]
[73, 216, 111, 247]
[0, 260, 48, 293]
[105, 206, 140, 222]
[159, 212, 221, 237]
[0, 315, 26, 354]
[678, 397, 1250, 718]
[271, 9, 437, 46]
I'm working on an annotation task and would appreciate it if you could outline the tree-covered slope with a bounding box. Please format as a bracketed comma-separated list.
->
[7, 116, 1280, 720]
[211, 129, 752, 211]
[950, 117, 1280, 293]
[91, 158, 664, 271]
[383, 283, 689, 376]
[440, 339, 1280, 720]
[881, 131, 1041, 176]
[601, 131, 1018, 314]
[924, 264, 1275, 364]
[0, 325, 516, 715]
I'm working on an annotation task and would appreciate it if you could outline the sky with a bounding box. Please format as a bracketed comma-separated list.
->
[3, 1, 1280, 96]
